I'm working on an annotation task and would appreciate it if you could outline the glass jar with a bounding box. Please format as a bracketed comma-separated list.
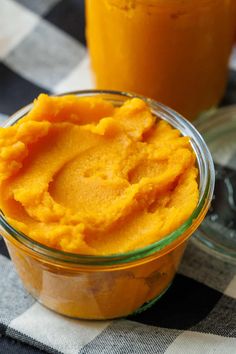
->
[193, 105, 236, 264]
[0, 90, 215, 320]
[86, 0, 236, 120]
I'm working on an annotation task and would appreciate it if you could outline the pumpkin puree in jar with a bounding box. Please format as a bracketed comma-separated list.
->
[86, 0, 236, 120]
[0, 94, 200, 319]
[0, 94, 198, 255]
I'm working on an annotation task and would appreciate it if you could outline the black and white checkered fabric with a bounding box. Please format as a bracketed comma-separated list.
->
[0, 1, 236, 353]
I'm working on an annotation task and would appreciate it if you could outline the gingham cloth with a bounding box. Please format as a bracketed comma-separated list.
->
[0, 1, 236, 353]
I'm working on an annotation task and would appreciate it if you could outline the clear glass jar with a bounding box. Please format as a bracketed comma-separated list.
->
[0, 90, 215, 320]
[86, 0, 236, 120]
[193, 105, 236, 264]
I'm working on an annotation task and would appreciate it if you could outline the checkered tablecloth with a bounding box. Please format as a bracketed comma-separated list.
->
[0, 1, 236, 353]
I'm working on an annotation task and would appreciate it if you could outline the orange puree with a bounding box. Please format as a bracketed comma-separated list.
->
[0, 94, 201, 319]
[0, 94, 198, 256]
[86, 0, 236, 120]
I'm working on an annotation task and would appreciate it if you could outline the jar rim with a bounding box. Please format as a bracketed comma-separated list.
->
[0, 90, 215, 266]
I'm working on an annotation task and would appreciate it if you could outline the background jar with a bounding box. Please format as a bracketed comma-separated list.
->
[86, 0, 236, 120]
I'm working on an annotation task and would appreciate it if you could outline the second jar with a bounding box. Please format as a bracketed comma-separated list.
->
[86, 0, 236, 120]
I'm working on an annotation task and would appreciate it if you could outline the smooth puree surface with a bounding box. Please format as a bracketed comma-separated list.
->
[0, 94, 198, 255]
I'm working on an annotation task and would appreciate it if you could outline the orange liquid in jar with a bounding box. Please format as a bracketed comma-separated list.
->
[86, 0, 236, 120]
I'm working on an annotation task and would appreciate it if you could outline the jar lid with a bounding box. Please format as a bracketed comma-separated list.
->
[193, 106, 236, 264]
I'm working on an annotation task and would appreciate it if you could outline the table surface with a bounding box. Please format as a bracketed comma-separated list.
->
[0, 1, 236, 354]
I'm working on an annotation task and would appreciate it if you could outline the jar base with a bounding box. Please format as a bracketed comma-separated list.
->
[34, 283, 172, 321]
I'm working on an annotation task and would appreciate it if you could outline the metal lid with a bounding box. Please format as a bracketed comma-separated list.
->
[193, 106, 236, 264]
